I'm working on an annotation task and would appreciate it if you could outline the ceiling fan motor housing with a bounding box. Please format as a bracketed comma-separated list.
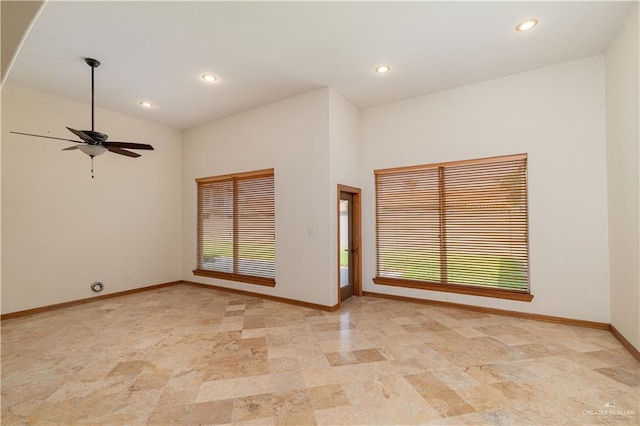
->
[82, 130, 108, 143]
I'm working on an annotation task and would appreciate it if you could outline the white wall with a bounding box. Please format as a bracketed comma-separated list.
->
[182, 88, 333, 306]
[360, 56, 611, 323]
[0, 86, 3, 303]
[606, 4, 639, 350]
[329, 88, 361, 304]
[1, 84, 183, 314]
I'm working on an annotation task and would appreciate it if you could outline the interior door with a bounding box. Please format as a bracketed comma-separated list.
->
[340, 191, 354, 301]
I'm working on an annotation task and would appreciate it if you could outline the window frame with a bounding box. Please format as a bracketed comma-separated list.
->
[373, 154, 532, 302]
[193, 168, 276, 287]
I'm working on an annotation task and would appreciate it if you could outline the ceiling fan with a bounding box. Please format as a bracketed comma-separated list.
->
[10, 58, 154, 178]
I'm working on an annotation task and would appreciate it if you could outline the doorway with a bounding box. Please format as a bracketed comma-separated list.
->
[338, 185, 361, 303]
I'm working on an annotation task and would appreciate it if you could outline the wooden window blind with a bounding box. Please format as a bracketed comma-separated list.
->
[373, 154, 531, 301]
[194, 169, 275, 287]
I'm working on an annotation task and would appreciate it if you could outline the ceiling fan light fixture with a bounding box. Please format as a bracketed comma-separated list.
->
[139, 101, 153, 108]
[201, 73, 218, 82]
[78, 144, 107, 157]
[516, 19, 538, 32]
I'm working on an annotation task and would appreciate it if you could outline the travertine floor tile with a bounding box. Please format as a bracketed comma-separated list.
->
[2, 284, 638, 425]
[307, 384, 350, 410]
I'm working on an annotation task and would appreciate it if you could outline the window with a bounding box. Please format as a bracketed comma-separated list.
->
[194, 169, 275, 287]
[373, 154, 531, 301]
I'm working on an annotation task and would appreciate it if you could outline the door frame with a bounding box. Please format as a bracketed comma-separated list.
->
[337, 184, 362, 306]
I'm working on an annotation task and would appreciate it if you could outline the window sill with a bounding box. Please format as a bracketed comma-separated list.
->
[193, 269, 276, 287]
[373, 277, 533, 302]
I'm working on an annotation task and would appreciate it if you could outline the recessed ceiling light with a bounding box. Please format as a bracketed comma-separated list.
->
[201, 73, 218, 82]
[375, 65, 391, 74]
[516, 19, 538, 32]
[139, 101, 153, 108]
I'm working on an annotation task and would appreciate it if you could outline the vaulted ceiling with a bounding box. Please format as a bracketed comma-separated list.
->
[5, 1, 634, 129]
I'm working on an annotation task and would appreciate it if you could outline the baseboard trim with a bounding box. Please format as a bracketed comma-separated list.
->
[362, 291, 610, 330]
[609, 324, 640, 362]
[3, 281, 636, 362]
[183, 280, 339, 312]
[0, 281, 182, 320]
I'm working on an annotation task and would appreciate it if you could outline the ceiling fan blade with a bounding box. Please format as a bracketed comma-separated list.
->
[10, 131, 81, 143]
[62, 145, 80, 151]
[66, 127, 95, 143]
[107, 146, 141, 158]
[103, 141, 154, 150]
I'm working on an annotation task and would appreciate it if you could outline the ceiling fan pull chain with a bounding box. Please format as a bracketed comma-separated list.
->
[90, 155, 95, 179]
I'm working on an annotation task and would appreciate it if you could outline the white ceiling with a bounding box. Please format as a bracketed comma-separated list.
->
[7, 1, 634, 130]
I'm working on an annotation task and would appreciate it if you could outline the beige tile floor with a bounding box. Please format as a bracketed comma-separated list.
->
[1, 284, 638, 425]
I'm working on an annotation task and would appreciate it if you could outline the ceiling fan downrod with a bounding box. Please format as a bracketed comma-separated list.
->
[84, 58, 101, 132]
